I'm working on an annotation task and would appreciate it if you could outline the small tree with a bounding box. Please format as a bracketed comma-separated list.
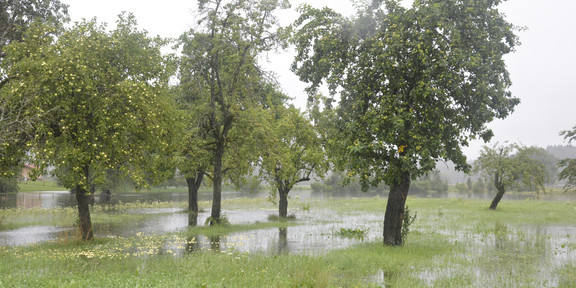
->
[559, 125, 576, 190]
[474, 143, 547, 209]
[6, 15, 178, 240]
[177, 0, 289, 225]
[260, 106, 327, 218]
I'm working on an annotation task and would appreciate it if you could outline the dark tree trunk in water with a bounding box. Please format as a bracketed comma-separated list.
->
[278, 187, 289, 218]
[490, 185, 506, 210]
[383, 171, 411, 246]
[210, 143, 224, 225]
[75, 184, 94, 241]
[186, 172, 204, 226]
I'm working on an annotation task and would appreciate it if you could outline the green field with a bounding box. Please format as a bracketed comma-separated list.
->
[17, 180, 68, 193]
[1, 196, 576, 287]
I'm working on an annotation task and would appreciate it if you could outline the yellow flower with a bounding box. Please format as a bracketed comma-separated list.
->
[398, 145, 407, 153]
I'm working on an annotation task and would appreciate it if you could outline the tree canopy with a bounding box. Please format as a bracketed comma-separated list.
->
[0, 0, 69, 177]
[177, 0, 289, 225]
[290, 0, 520, 245]
[474, 143, 547, 209]
[559, 125, 576, 190]
[4, 14, 179, 239]
[259, 105, 327, 217]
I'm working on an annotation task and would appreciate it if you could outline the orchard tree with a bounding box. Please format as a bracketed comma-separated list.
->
[260, 106, 327, 218]
[474, 143, 547, 209]
[5, 15, 178, 240]
[559, 126, 576, 190]
[0, 0, 69, 177]
[177, 0, 289, 225]
[290, 0, 520, 245]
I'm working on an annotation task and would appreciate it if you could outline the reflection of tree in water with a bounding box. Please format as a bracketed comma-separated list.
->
[188, 212, 198, 227]
[186, 235, 200, 253]
[210, 235, 221, 251]
[277, 227, 289, 254]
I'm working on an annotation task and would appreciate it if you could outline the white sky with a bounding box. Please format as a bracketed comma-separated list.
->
[63, 0, 576, 159]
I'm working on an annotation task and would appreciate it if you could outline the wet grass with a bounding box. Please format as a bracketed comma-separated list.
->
[1, 196, 576, 287]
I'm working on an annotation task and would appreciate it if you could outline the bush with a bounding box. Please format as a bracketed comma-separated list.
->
[0, 177, 19, 193]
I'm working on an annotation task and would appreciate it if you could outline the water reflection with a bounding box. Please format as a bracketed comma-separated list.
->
[188, 212, 198, 227]
[277, 227, 288, 254]
[0, 225, 74, 246]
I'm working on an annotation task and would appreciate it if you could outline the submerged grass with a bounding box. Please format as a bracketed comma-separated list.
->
[1, 196, 576, 287]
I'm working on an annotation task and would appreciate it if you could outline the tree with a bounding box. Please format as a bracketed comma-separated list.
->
[5, 15, 178, 240]
[0, 0, 69, 177]
[290, 0, 520, 245]
[559, 126, 576, 190]
[474, 143, 547, 209]
[260, 106, 327, 218]
[177, 0, 289, 225]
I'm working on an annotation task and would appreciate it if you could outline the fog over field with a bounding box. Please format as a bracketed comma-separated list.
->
[65, 0, 576, 159]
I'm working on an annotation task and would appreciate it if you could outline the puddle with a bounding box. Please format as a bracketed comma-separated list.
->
[0, 225, 75, 246]
[417, 222, 576, 287]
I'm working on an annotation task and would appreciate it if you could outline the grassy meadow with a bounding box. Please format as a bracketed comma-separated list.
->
[1, 195, 576, 287]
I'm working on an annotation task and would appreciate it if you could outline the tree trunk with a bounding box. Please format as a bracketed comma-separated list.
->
[278, 187, 289, 218]
[75, 184, 94, 241]
[383, 171, 411, 246]
[210, 143, 224, 225]
[186, 172, 204, 213]
[187, 172, 202, 226]
[490, 185, 506, 210]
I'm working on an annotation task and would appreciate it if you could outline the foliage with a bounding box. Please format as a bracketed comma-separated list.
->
[335, 227, 369, 240]
[7, 15, 178, 190]
[259, 106, 328, 203]
[474, 143, 548, 194]
[289, 0, 520, 189]
[289, 0, 519, 245]
[0, 175, 18, 193]
[0, 0, 69, 178]
[410, 170, 448, 195]
[310, 171, 385, 196]
[204, 215, 230, 226]
[177, 0, 290, 222]
[559, 126, 576, 190]
[401, 205, 417, 245]
[3, 14, 179, 239]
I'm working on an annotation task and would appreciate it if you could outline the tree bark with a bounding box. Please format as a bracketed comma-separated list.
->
[383, 171, 411, 246]
[187, 172, 203, 227]
[278, 187, 289, 218]
[75, 184, 94, 241]
[210, 143, 224, 225]
[490, 185, 506, 210]
[186, 172, 204, 213]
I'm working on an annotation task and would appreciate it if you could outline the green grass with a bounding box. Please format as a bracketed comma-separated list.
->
[17, 180, 68, 192]
[1, 197, 576, 287]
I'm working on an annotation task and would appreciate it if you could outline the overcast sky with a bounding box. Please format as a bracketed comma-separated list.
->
[63, 0, 576, 159]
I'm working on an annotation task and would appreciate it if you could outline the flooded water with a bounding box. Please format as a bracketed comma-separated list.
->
[2, 190, 576, 286]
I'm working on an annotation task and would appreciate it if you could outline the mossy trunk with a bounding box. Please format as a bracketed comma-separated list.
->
[383, 171, 411, 246]
[75, 184, 93, 241]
